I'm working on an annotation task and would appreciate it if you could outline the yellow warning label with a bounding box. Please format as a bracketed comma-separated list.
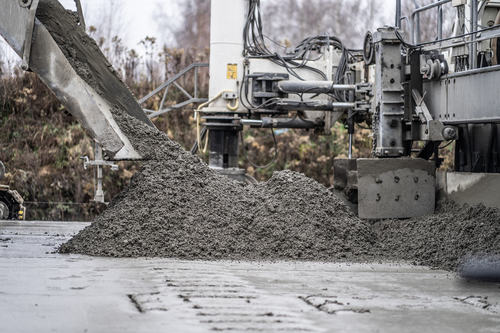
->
[227, 64, 238, 80]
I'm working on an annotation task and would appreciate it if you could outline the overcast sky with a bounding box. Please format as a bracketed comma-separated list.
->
[57, 0, 396, 50]
[59, 0, 170, 48]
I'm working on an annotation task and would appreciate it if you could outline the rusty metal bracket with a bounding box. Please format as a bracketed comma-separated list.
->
[21, 0, 39, 71]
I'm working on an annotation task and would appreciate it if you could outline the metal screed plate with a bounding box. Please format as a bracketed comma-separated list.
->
[357, 158, 436, 219]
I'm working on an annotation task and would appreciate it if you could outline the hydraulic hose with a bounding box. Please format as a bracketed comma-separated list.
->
[194, 91, 239, 154]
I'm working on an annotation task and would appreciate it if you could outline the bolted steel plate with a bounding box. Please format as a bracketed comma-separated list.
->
[357, 158, 436, 219]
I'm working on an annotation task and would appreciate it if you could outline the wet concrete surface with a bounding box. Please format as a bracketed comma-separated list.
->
[1, 221, 500, 333]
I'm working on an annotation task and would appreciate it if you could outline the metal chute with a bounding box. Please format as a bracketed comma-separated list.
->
[0, 0, 153, 160]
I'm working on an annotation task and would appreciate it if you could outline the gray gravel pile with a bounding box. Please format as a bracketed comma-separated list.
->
[372, 202, 500, 270]
[59, 113, 376, 260]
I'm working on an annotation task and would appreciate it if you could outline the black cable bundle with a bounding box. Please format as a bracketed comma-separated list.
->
[242, 0, 353, 101]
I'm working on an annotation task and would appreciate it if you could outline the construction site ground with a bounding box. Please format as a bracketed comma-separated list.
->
[1, 220, 500, 332]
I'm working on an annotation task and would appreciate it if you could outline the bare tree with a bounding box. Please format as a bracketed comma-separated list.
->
[85, 0, 127, 59]
[124, 49, 141, 86]
[175, 0, 211, 50]
[262, 0, 386, 49]
[154, 0, 210, 50]
[140, 36, 159, 87]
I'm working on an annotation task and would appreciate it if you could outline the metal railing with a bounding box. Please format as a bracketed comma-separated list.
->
[405, 0, 500, 70]
[140, 62, 209, 119]
[410, 0, 451, 45]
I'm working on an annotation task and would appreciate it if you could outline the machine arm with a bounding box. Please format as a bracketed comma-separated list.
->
[0, 0, 151, 160]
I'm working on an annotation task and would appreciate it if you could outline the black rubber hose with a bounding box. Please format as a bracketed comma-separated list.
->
[190, 127, 208, 155]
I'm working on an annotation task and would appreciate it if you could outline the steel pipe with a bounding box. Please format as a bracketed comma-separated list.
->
[395, 0, 402, 28]
[277, 81, 356, 94]
[421, 25, 500, 51]
[261, 117, 321, 129]
[438, 5, 443, 40]
[274, 99, 355, 111]
[240, 119, 263, 126]
[241, 117, 322, 129]
[470, 0, 478, 69]
[411, 0, 451, 18]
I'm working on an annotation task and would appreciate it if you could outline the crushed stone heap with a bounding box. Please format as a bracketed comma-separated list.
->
[372, 202, 500, 271]
[59, 113, 376, 261]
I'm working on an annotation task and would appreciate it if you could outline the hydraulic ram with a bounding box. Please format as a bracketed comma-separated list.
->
[277, 81, 356, 94]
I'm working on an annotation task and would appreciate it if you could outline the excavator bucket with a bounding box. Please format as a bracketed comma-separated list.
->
[0, 0, 154, 160]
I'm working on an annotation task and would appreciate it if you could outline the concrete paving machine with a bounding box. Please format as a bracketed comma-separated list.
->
[183, 0, 500, 218]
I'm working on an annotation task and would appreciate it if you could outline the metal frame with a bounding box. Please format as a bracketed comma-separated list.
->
[405, 0, 500, 125]
[140, 62, 208, 119]
[396, 0, 402, 28]
[470, 0, 478, 69]
[420, 24, 500, 51]
[408, 0, 500, 67]
[372, 28, 406, 157]
[81, 142, 118, 204]
[410, 0, 451, 44]
[424, 64, 500, 124]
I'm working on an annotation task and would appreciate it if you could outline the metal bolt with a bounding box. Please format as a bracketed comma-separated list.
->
[376, 193, 381, 202]
[442, 127, 457, 140]
[394, 176, 400, 183]
[375, 178, 383, 184]
[19, 0, 32, 7]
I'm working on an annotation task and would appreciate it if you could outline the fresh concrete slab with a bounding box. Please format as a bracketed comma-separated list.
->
[1, 220, 499, 333]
